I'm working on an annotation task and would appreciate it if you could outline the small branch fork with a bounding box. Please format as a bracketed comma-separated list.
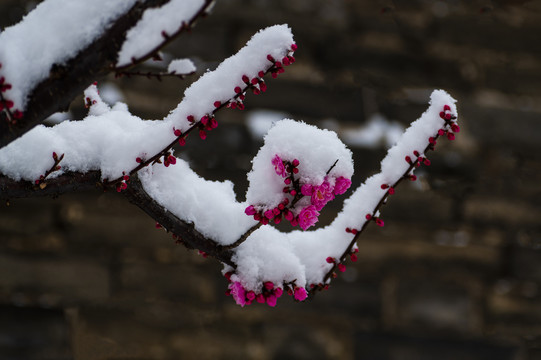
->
[310, 112, 458, 296]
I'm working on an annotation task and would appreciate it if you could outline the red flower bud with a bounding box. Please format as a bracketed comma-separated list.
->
[213, 101, 221, 108]
[443, 105, 451, 111]
[234, 86, 242, 93]
[326, 257, 335, 264]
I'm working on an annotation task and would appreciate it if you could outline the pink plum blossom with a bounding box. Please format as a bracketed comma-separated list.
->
[311, 181, 334, 211]
[229, 281, 247, 307]
[301, 184, 313, 196]
[294, 287, 308, 301]
[298, 205, 319, 230]
[333, 176, 351, 195]
[271, 154, 287, 178]
[266, 294, 278, 307]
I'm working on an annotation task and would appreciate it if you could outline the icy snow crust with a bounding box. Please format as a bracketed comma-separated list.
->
[117, 0, 206, 67]
[0, 0, 138, 110]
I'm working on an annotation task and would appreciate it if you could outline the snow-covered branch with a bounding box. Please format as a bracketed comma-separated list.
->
[0, 1, 460, 309]
[0, 0, 213, 149]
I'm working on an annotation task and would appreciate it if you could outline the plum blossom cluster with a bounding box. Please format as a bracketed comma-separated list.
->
[245, 153, 352, 230]
[225, 272, 307, 308]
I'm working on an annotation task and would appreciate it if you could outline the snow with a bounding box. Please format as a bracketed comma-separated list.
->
[165, 24, 295, 132]
[0, 0, 137, 111]
[246, 119, 354, 212]
[231, 90, 458, 295]
[246, 109, 289, 139]
[167, 59, 196, 74]
[116, 0, 207, 67]
[341, 114, 404, 149]
[0, 3, 459, 306]
[139, 160, 256, 246]
[0, 24, 294, 182]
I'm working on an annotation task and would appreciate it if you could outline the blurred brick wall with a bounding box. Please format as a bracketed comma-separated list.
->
[1, 0, 541, 359]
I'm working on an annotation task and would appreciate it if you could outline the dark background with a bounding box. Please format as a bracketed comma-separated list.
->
[1, 0, 541, 359]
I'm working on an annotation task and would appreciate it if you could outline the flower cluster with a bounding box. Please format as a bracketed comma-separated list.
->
[245, 154, 352, 230]
[225, 273, 307, 307]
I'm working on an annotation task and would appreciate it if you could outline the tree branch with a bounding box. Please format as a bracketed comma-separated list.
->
[0, 0, 213, 150]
